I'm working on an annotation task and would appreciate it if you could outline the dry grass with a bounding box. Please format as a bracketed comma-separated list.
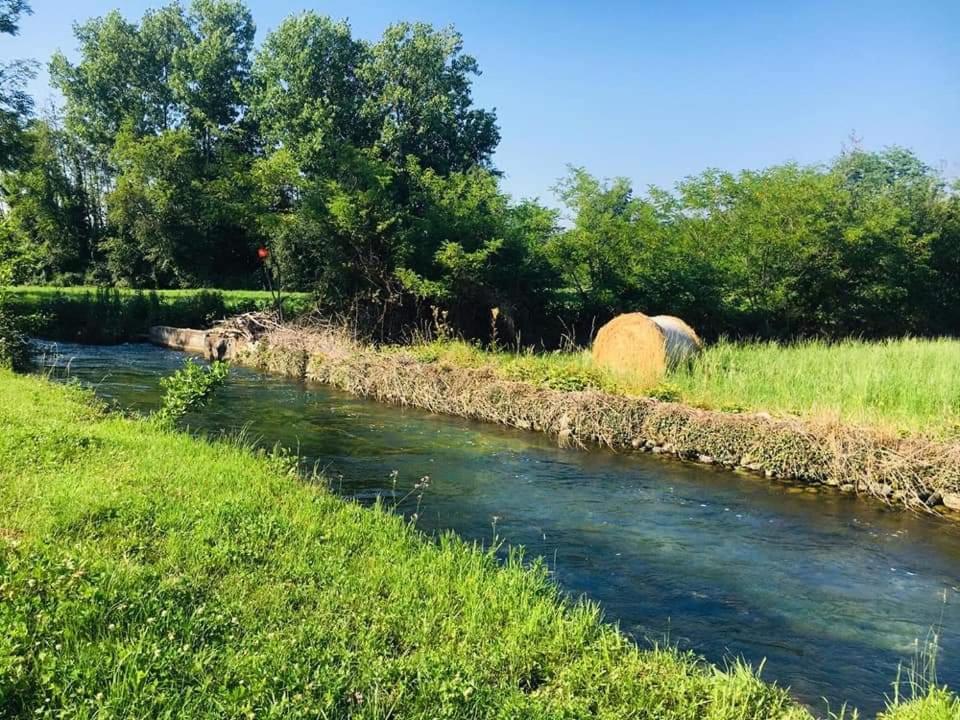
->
[592, 312, 672, 386]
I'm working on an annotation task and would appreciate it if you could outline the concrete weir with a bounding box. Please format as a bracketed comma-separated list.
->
[148, 326, 246, 361]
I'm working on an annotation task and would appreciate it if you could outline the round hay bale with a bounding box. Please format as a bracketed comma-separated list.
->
[591, 312, 702, 386]
[651, 315, 703, 368]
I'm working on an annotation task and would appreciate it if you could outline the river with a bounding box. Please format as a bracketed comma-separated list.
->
[38, 341, 960, 715]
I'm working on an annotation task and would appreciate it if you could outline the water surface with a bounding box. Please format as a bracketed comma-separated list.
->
[39, 342, 960, 715]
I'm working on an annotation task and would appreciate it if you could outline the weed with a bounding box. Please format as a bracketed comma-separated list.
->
[156, 359, 229, 423]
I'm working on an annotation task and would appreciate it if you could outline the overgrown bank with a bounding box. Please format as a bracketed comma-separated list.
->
[2, 370, 958, 718]
[237, 325, 960, 515]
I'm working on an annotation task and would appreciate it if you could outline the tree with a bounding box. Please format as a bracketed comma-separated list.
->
[361, 22, 500, 175]
[547, 168, 653, 316]
[0, 119, 92, 283]
[172, 0, 254, 151]
[251, 12, 368, 169]
[50, 0, 259, 288]
[0, 0, 35, 170]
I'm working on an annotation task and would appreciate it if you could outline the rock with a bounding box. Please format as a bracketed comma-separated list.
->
[631, 437, 643, 449]
[764, 469, 775, 478]
[925, 492, 943, 507]
[698, 454, 715, 465]
[746, 462, 763, 472]
[840, 483, 855, 493]
[942, 493, 960, 511]
[652, 446, 665, 454]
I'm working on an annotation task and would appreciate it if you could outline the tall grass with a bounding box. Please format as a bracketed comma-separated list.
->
[401, 337, 960, 438]
[668, 338, 960, 438]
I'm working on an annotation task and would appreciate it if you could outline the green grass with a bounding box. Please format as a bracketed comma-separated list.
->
[4, 285, 309, 304]
[0, 373, 956, 718]
[663, 338, 960, 438]
[2, 285, 313, 343]
[402, 337, 960, 438]
[0, 370, 804, 718]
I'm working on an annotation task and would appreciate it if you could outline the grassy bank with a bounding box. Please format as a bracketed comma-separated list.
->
[2, 286, 312, 344]
[236, 326, 960, 513]
[0, 370, 955, 719]
[404, 337, 960, 439]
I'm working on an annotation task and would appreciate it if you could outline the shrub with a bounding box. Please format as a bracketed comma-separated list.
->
[0, 296, 31, 371]
[156, 359, 230, 423]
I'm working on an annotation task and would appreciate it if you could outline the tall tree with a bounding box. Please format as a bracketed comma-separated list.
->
[361, 22, 500, 175]
[0, 0, 35, 170]
[0, 119, 92, 282]
[251, 12, 368, 170]
[50, 0, 259, 288]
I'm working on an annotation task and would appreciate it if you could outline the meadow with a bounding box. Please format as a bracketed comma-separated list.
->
[2, 368, 957, 718]
[4, 285, 308, 304]
[404, 337, 960, 439]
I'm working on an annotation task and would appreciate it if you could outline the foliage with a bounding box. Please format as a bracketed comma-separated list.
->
[547, 150, 960, 342]
[2, 369, 950, 718]
[0, 294, 30, 371]
[1, 1, 960, 346]
[0, 0, 34, 171]
[0, 119, 92, 284]
[156, 358, 229, 422]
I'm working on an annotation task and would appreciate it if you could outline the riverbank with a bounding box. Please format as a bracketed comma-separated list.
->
[409, 337, 960, 440]
[231, 324, 960, 515]
[0, 370, 799, 717]
[1, 369, 957, 718]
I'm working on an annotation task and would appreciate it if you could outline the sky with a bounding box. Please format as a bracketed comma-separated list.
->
[3, 0, 959, 206]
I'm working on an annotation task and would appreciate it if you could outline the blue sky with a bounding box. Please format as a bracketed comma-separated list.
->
[4, 0, 959, 205]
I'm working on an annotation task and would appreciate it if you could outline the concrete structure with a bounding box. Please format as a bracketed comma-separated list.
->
[148, 326, 246, 361]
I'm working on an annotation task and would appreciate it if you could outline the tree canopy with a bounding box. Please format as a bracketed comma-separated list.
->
[1, 0, 958, 344]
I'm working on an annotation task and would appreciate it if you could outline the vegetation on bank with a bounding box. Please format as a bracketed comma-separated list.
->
[233, 324, 960, 512]
[9, 282, 960, 438]
[2, 0, 960, 345]
[0, 369, 956, 718]
[403, 336, 960, 438]
[1, 285, 310, 343]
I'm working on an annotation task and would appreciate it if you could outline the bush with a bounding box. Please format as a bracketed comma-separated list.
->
[0, 303, 30, 371]
[156, 359, 229, 423]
